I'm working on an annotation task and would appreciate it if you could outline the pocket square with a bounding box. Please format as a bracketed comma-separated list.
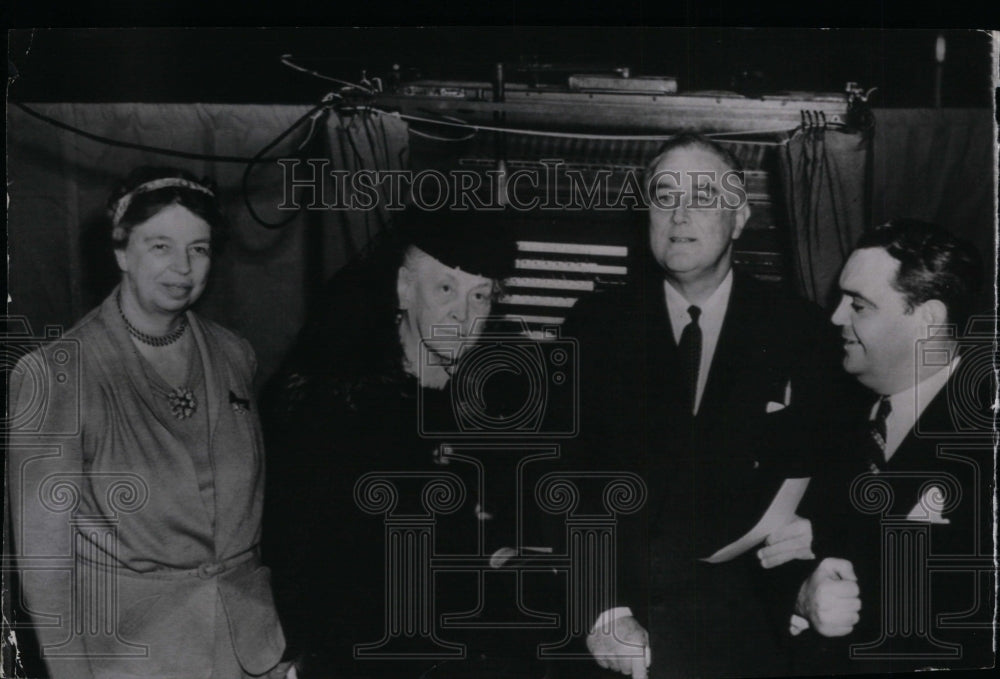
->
[768, 379, 793, 409]
[905, 485, 951, 524]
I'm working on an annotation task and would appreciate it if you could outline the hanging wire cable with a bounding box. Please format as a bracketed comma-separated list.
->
[242, 94, 338, 229]
[13, 102, 266, 162]
[405, 112, 480, 142]
[15, 96, 339, 229]
[15, 89, 803, 233]
[15, 95, 794, 175]
[280, 54, 375, 93]
[408, 127, 479, 142]
[375, 108, 797, 145]
[14, 93, 345, 164]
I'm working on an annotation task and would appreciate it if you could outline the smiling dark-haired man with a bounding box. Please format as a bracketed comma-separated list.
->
[789, 219, 995, 674]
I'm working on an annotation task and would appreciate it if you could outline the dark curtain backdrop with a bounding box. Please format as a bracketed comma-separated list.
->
[7, 103, 410, 385]
[780, 108, 995, 316]
[779, 128, 870, 308]
[871, 108, 996, 320]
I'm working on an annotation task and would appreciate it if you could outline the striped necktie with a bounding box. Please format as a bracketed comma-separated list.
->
[865, 395, 893, 473]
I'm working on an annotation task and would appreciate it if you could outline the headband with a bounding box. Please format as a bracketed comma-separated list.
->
[111, 178, 216, 226]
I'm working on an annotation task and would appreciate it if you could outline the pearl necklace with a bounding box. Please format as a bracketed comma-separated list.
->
[117, 290, 197, 419]
[116, 290, 188, 347]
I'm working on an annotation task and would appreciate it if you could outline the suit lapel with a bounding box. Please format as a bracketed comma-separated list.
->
[885, 369, 960, 475]
[639, 265, 678, 401]
[878, 372, 967, 521]
[697, 273, 755, 421]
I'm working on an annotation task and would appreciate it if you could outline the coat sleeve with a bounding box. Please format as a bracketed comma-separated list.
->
[7, 348, 97, 679]
[558, 292, 649, 626]
[757, 297, 861, 636]
[776, 297, 861, 475]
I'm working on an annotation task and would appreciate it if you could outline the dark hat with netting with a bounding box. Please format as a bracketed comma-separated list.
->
[400, 207, 516, 280]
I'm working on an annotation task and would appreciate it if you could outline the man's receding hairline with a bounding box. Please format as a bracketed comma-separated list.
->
[651, 139, 741, 175]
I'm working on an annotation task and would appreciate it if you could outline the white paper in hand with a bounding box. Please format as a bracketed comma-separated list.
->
[701, 477, 810, 563]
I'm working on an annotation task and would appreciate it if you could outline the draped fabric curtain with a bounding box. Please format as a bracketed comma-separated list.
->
[7, 103, 410, 384]
[779, 127, 871, 308]
[780, 108, 994, 317]
[870, 108, 995, 319]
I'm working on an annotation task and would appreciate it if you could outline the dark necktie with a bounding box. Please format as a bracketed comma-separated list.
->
[678, 305, 703, 414]
[864, 395, 893, 473]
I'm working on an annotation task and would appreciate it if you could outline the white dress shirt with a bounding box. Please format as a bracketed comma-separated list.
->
[663, 270, 734, 415]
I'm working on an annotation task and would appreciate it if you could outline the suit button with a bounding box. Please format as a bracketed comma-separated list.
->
[752, 460, 760, 469]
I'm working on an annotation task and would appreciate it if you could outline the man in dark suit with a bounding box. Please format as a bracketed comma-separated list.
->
[562, 134, 853, 678]
[790, 219, 994, 674]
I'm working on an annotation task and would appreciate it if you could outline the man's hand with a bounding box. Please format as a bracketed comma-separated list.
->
[587, 615, 651, 678]
[795, 558, 861, 637]
[758, 515, 815, 569]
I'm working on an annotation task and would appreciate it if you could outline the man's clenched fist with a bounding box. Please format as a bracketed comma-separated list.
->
[796, 557, 862, 637]
[587, 615, 651, 678]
